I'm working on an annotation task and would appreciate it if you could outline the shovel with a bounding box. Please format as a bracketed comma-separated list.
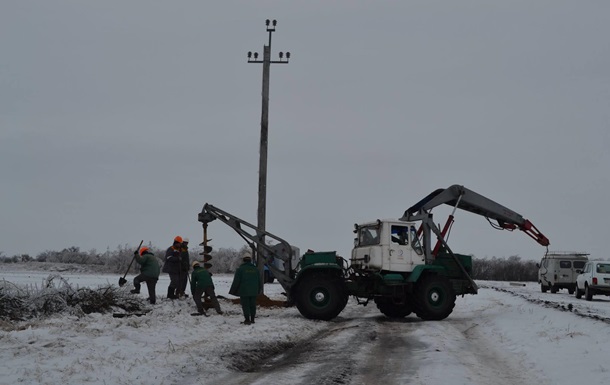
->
[119, 240, 144, 287]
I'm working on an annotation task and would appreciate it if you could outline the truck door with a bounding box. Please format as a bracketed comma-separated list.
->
[387, 225, 424, 272]
[351, 225, 382, 269]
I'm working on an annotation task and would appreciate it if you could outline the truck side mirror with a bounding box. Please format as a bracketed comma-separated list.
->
[575, 269, 582, 274]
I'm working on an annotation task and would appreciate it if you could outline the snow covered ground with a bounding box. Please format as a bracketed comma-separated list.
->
[1, 269, 610, 385]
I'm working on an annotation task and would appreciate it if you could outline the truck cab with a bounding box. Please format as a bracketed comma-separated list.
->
[351, 219, 424, 273]
[538, 252, 589, 294]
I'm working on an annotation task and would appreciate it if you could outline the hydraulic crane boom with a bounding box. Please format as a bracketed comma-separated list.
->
[402, 184, 550, 247]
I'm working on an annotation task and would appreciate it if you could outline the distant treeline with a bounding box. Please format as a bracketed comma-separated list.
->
[1, 247, 540, 282]
[471, 256, 538, 282]
[0, 245, 251, 274]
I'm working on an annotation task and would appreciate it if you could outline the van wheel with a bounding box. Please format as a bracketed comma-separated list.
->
[585, 285, 593, 301]
[550, 286, 558, 294]
[568, 288, 574, 295]
[575, 286, 582, 299]
[541, 284, 548, 293]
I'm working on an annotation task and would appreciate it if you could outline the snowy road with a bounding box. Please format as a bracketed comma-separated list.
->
[2, 270, 610, 385]
[195, 281, 610, 385]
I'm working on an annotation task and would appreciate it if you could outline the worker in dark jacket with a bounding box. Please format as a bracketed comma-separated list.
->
[162, 236, 183, 299]
[178, 238, 191, 298]
[190, 261, 223, 315]
[131, 246, 160, 304]
[229, 254, 262, 325]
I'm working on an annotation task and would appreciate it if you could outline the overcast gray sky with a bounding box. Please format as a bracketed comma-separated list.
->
[1, 1, 609, 261]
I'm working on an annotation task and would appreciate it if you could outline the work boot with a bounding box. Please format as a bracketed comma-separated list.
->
[167, 287, 177, 299]
[130, 289, 140, 294]
[250, 316, 255, 324]
[242, 320, 251, 325]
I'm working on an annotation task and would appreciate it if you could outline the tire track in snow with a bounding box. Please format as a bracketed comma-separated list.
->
[488, 286, 610, 325]
[200, 311, 372, 385]
[352, 315, 541, 385]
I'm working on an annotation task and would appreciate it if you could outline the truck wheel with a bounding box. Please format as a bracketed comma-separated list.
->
[375, 298, 412, 318]
[541, 284, 548, 293]
[550, 286, 558, 294]
[295, 276, 348, 321]
[412, 275, 456, 321]
[568, 287, 575, 295]
[585, 285, 593, 301]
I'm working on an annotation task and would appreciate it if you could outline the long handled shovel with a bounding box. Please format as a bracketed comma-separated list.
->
[119, 240, 144, 287]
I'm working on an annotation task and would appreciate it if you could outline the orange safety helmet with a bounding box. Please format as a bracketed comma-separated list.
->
[139, 247, 150, 256]
[174, 236, 183, 243]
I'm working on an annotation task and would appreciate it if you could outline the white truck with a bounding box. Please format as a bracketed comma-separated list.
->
[537, 252, 589, 293]
[199, 185, 550, 321]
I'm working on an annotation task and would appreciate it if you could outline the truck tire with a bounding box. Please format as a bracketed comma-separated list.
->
[375, 298, 412, 318]
[295, 276, 348, 321]
[550, 286, 558, 294]
[412, 275, 456, 321]
[541, 284, 548, 293]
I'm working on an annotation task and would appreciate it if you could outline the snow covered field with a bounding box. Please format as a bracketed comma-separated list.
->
[2, 269, 610, 385]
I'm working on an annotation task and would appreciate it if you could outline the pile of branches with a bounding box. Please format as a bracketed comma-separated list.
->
[0, 274, 147, 322]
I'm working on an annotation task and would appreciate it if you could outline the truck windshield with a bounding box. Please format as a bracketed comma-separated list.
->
[358, 227, 380, 246]
[410, 226, 423, 255]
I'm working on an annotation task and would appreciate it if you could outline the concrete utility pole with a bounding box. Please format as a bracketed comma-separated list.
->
[247, 19, 290, 290]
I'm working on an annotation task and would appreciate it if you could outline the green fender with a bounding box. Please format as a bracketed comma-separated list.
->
[296, 263, 343, 280]
[406, 265, 446, 283]
[290, 264, 343, 302]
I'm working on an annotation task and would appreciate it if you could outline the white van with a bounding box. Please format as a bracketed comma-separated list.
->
[537, 252, 589, 293]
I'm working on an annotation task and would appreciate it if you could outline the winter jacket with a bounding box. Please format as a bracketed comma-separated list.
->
[190, 266, 213, 292]
[229, 261, 262, 297]
[180, 247, 190, 272]
[162, 246, 181, 274]
[135, 252, 160, 279]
